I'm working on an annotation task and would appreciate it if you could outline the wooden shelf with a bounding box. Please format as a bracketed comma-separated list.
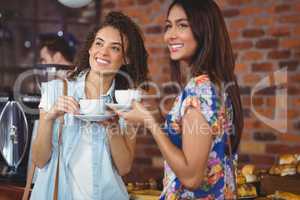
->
[0, 182, 26, 200]
[260, 174, 300, 195]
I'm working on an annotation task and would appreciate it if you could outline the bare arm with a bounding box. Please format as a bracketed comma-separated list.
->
[115, 100, 213, 190]
[146, 107, 212, 190]
[31, 96, 79, 168]
[106, 121, 137, 176]
[31, 111, 55, 168]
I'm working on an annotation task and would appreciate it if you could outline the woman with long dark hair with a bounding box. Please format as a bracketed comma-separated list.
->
[113, 0, 243, 199]
[30, 11, 148, 200]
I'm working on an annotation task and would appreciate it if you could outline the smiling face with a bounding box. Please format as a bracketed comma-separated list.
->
[88, 26, 127, 74]
[164, 4, 197, 63]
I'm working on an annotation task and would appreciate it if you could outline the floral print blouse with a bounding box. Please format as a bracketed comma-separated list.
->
[159, 75, 237, 200]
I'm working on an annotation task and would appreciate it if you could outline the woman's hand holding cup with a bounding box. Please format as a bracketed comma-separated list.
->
[46, 96, 80, 121]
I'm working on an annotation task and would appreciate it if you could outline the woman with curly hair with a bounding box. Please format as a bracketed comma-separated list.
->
[30, 11, 148, 200]
[114, 0, 244, 199]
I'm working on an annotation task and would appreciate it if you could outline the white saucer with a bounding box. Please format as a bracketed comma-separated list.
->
[106, 103, 131, 111]
[74, 112, 115, 122]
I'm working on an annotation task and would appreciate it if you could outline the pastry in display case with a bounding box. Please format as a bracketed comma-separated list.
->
[242, 164, 258, 183]
[267, 191, 300, 200]
[238, 183, 257, 198]
[237, 164, 259, 199]
[260, 154, 300, 196]
[269, 164, 297, 176]
[127, 179, 161, 200]
[269, 154, 299, 176]
[279, 154, 299, 165]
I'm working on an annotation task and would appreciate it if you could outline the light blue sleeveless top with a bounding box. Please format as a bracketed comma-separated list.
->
[30, 71, 129, 200]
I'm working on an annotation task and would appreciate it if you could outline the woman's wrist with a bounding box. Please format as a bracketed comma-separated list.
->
[44, 111, 57, 122]
[144, 116, 158, 132]
[106, 123, 120, 136]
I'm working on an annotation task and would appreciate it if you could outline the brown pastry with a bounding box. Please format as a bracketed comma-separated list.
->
[279, 154, 297, 165]
[269, 165, 281, 175]
[236, 174, 246, 185]
[269, 190, 300, 200]
[297, 163, 300, 174]
[127, 182, 134, 192]
[254, 168, 268, 176]
[269, 164, 296, 176]
[237, 183, 257, 197]
[280, 164, 296, 176]
[242, 164, 255, 176]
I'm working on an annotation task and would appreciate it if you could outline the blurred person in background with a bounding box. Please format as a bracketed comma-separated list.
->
[39, 32, 76, 66]
[38, 32, 77, 78]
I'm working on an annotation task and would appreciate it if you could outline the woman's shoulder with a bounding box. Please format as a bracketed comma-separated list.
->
[69, 70, 88, 83]
[41, 78, 75, 95]
[41, 79, 63, 90]
[185, 74, 217, 94]
[193, 74, 211, 84]
[46, 73, 83, 86]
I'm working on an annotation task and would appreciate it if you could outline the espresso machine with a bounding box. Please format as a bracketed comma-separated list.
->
[0, 64, 70, 185]
[0, 96, 29, 184]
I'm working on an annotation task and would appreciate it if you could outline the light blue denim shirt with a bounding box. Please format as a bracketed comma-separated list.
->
[30, 71, 129, 200]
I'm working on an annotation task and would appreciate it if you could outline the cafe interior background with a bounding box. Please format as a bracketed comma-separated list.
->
[0, 0, 299, 198]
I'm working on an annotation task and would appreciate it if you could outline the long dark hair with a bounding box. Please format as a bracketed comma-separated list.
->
[167, 0, 243, 153]
[68, 11, 149, 89]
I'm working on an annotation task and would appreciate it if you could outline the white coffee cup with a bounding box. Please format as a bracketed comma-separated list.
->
[79, 99, 105, 115]
[115, 90, 141, 105]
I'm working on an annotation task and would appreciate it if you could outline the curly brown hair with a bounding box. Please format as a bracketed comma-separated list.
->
[68, 11, 149, 89]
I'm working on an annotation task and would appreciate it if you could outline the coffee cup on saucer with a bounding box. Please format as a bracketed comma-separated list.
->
[114, 90, 141, 106]
[79, 99, 106, 115]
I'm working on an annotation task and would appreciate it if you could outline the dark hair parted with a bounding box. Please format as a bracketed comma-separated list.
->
[39, 34, 76, 63]
[167, 0, 243, 153]
[68, 11, 149, 90]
